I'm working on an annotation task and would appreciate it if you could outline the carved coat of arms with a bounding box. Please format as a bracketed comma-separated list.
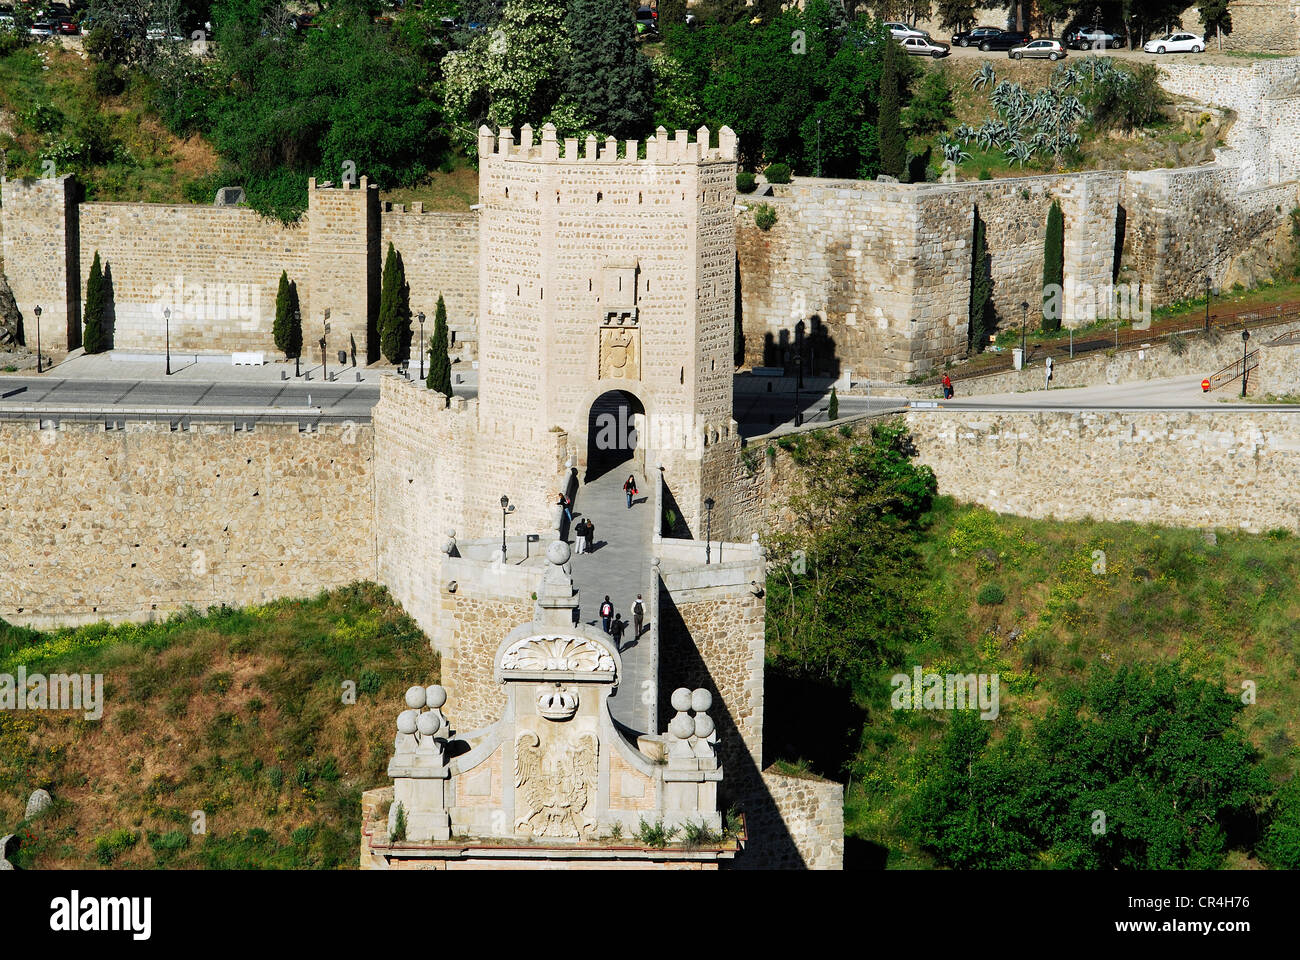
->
[514, 731, 599, 839]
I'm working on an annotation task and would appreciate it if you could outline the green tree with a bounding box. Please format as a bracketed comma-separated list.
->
[563, 0, 653, 138]
[827, 386, 839, 420]
[936, 0, 977, 31]
[968, 205, 992, 353]
[1041, 200, 1064, 333]
[1197, 0, 1232, 47]
[83, 252, 108, 355]
[426, 294, 453, 396]
[285, 281, 303, 361]
[1259, 778, 1300, 869]
[878, 34, 906, 180]
[273, 270, 293, 358]
[378, 242, 410, 364]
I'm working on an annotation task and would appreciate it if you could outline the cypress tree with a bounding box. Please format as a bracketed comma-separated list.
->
[379, 242, 403, 364]
[83, 251, 106, 355]
[879, 38, 906, 180]
[828, 386, 839, 421]
[273, 270, 292, 358]
[969, 206, 992, 354]
[427, 294, 452, 397]
[563, 0, 653, 138]
[397, 251, 412, 364]
[1041, 200, 1064, 333]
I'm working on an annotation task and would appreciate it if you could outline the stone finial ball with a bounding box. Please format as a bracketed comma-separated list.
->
[425, 685, 447, 709]
[546, 540, 572, 566]
[693, 713, 715, 739]
[397, 710, 419, 735]
[691, 688, 713, 713]
[670, 688, 693, 712]
[670, 714, 695, 739]
[417, 711, 441, 737]
[404, 685, 427, 709]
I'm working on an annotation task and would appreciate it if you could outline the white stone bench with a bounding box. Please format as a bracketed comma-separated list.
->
[232, 352, 265, 366]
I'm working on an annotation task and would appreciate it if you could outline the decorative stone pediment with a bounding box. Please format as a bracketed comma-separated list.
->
[500, 635, 616, 676]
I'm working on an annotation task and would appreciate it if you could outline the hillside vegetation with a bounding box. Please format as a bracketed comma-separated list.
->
[0, 583, 431, 869]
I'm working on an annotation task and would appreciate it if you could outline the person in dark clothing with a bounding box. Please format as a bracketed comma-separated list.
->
[610, 615, 626, 650]
[632, 594, 645, 638]
[600, 596, 614, 634]
[623, 475, 638, 509]
[584, 518, 595, 553]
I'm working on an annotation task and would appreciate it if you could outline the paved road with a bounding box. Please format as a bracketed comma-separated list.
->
[925, 375, 1300, 412]
[568, 465, 655, 736]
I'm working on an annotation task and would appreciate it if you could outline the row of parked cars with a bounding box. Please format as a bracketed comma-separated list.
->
[888, 21, 1209, 59]
[0, 3, 82, 36]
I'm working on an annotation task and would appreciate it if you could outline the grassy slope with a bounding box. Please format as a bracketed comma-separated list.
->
[0, 583, 432, 869]
[845, 498, 1300, 868]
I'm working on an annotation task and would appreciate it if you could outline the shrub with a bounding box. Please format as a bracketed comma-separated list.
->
[979, 168, 992, 180]
[753, 203, 778, 231]
[736, 171, 757, 193]
[976, 583, 1006, 605]
[764, 162, 792, 184]
[635, 817, 677, 847]
[93, 828, 139, 865]
[390, 802, 407, 843]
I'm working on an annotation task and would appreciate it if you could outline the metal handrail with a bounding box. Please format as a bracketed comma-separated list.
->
[1207, 350, 1259, 390]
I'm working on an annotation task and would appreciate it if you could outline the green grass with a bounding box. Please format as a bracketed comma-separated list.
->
[842, 498, 1300, 867]
[0, 583, 431, 869]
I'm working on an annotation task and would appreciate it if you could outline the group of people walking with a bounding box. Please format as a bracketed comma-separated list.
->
[559, 471, 645, 651]
[599, 593, 645, 651]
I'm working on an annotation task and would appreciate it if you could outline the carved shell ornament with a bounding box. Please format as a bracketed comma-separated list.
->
[501, 636, 615, 673]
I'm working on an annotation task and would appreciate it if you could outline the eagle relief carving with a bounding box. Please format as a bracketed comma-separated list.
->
[599, 324, 640, 381]
[514, 730, 599, 839]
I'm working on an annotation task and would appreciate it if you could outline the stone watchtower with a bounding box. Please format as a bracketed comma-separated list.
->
[475, 122, 738, 534]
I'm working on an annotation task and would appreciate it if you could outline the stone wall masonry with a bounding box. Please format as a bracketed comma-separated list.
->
[1, 175, 79, 353]
[77, 201, 307, 353]
[380, 207, 479, 353]
[306, 177, 381, 364]
[0, 418, 375, 627]
[905, 408, 1300, 533]
[1254, 338, 1300, 395]
[438, 584, 537, 731]
[740, 769, 844, 870]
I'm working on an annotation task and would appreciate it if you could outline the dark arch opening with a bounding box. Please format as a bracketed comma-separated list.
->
[586, 389, 645, 482]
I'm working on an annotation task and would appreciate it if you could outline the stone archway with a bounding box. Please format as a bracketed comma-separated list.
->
[585, 389, 646, 482]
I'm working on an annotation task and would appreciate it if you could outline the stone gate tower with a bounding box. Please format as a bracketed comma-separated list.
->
[475, 122, 738, 534]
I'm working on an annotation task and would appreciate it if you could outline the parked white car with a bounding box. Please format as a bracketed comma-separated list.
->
[1143, 32, 1204, 53]
[1009, 38, 1067, 60]
[884, 21, 926, 40]
[900, 35, 950, 58]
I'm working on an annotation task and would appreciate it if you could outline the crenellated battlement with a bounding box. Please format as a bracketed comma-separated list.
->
[477, 122, 737, 164]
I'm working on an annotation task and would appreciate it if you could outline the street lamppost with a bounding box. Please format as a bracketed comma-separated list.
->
[792, 351, 802, 427]
[164, 306, 172, 376]
[1241, 328, 1251, 398]
[321, 308, 331, 382]
[500, 495, 514, 560]
[418, 311, 426, 382]
[293, 308, 301, 378]
[1204, 275, 1212, 334]
[33, 304, 42, 373]
[1020, 301, 1028, 359]
[704, 497, 715, 565]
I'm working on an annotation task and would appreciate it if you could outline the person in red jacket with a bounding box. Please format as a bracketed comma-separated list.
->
[622, 475, 638, 509]
[942, 373, 954, 399]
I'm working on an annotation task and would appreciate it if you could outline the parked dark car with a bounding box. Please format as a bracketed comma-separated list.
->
[1064, 24, 1123, 49]
[951, 25, 1003, 47]
[978, 30, 1033, 51]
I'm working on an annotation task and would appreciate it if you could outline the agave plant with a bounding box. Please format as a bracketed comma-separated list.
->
[1003, 140, 1034, 167]
[941, 139, 971, 164]
[972, 61, 997, 91]
[952, 123, 976, 144]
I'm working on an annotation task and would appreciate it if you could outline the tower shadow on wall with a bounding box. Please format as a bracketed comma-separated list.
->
[733, 254, 744, 367]
[761, 318, 839, 378]
[657, 585, 803, 869]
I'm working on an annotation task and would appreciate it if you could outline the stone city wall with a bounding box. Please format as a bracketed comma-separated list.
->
[0, 175, 80, 353]
[380, 206, 480, 353]
[77, 201, 308, 353]
[739, 769, 844, 870]
[905, 408, 1300, 533]
[1254, 337, 1300, 395]
[0, 417, 376, 627]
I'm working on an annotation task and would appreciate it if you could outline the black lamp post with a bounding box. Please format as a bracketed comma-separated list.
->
[704, 496, 715, 565]
[418, 311, 426, 382]
[1020, 301, 1029, 360]
[164, 307, 172, 376]
[1241, 329, 1251, 398]
[792, 351, 802, 427]
[321, 309, 330, 382]
[293, 308, 301, 378]
[33, 304, 42, 373]
[1204, 275, 1212, 334]
[500, 495, 514, 560]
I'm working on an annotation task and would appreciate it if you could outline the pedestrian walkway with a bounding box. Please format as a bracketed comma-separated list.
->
[569, 464, 655, 734]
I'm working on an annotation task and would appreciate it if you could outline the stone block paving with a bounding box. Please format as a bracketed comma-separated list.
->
[569, 464, 654, 734]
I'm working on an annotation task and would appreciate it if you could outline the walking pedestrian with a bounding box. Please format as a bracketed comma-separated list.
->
[632, 594, 645, 639]
[1045, 355, 1054, 391]
[941, 373, 953, 400]
[557, 491, 573, 525]
[623, 474, 638, 509]
[611, 616, 626, 650]
[574, 518, 587, 554]
[600, 596, 614, 634]
[584, 518, 595, 553]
